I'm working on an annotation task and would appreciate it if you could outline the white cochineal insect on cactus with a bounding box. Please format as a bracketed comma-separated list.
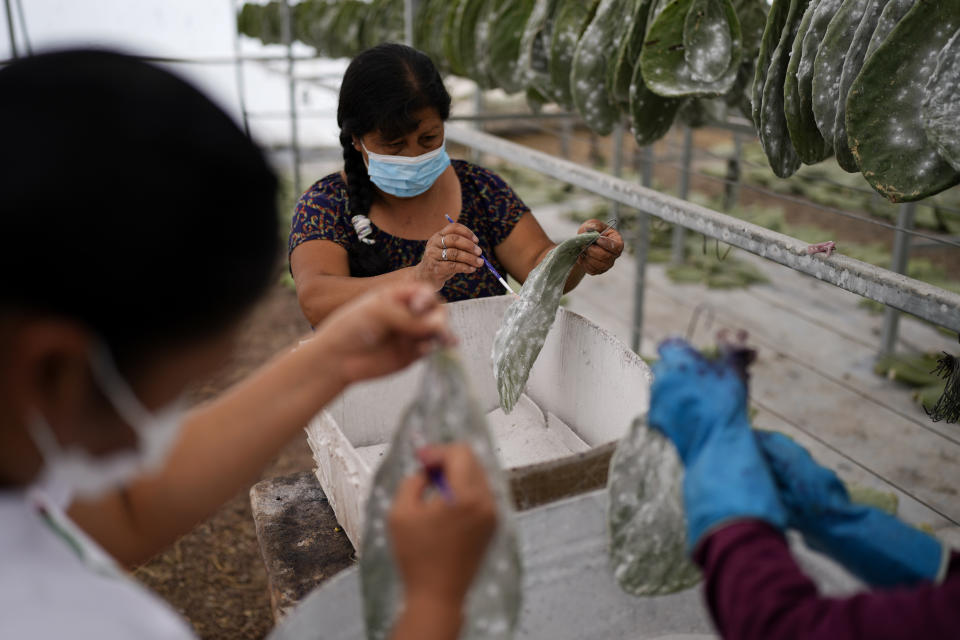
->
[360, 350, 522, 640]
[492, 231, 599, 414]
[608, 415, 702, 596]
[922, 27, 960, 175]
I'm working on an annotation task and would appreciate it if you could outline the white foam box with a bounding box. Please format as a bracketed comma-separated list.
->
[306, 296, 652, 549]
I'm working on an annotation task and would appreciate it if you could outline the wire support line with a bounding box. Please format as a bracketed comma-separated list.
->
[677, 140, 960, 220]
[642, 155, 960, 250]
[521, 118, 960, 225]
[516, 118, 960, 249]
[587, 125, 960, 224]
[647, 274, 960, 456]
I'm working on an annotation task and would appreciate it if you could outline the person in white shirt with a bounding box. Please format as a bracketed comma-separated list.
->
[0, 49, 496, 640]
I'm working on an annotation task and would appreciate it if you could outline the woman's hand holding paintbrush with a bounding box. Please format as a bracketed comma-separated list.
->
[445, 214, 518, 295]
[388, 444, 498, 640]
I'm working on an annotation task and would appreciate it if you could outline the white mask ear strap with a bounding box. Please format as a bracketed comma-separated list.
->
[27, 411, 62, 459]
[88, 343, 152, 434]
[359, 140, 371, 170]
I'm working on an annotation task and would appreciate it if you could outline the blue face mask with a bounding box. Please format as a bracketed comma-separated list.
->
[361, 139, 451, 198]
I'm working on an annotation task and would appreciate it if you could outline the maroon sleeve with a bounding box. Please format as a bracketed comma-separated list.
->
[694, 521, 960, 640]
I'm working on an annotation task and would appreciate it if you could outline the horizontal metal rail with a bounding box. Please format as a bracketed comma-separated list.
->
[445, 123, 960, 333]
[0, 53, 323, 67]
[449, 111, 579, 122]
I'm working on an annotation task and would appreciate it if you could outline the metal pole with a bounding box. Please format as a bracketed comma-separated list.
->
[3, 0, 18, 59]
[610, 120, 625, 226]
[723, 132, 743, 212]
[12, 0, 28, 55]
[671, 127, 694, 265]
[281, 0, 302, 196]
[560, 118, 572, 160]
[588, 132, 603, 168]
[471, 87, 484, 164]
[404, 0, 420, 47]
[631, 145, 655, 354]
[879, 202, 917, 357]
[641, 144, 654, 187]
[230, 0, 251, 138]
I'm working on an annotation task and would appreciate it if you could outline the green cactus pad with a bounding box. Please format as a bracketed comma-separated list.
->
[846, 0, 960, 201]
[811, 0, 870, 154]
[684, 0, 734, 83]
[784, 0, 840, 164]
[640, 0, 743, 98]
[757, 0, 811, 178]
[922, 29, 960, 174]
[751, 0, 792, 128]
[608, 0, 654, 105]
[832, 0, 894, 172]
[549, 0, 601, 107]
[572, 0, 632, 134]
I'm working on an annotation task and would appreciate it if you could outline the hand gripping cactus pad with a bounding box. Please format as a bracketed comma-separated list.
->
[640, 0, 743, 98]
[360, 350, 522, 640]
[922, 28, 960, 174]
[492, 231, 599, 414]
[784, 0, 840, 164]
[846, 0, 960, 202]
[608, 415, 702, 596]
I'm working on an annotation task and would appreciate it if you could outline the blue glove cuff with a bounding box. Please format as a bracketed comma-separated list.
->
[805, 506, 947, 588]
[682, 429, 787, 552]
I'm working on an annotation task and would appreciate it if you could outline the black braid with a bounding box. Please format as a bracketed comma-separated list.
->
[340, 128, 390, 276]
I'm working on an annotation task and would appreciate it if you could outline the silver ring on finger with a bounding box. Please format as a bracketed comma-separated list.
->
[441, 248, 448, 261]
[441, 234, 447, 250]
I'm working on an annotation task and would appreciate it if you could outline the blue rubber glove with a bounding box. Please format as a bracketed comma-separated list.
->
[648, 339, 786, 552]
[756, 430, 948, 588]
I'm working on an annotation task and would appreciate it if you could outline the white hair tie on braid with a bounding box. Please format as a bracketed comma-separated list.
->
[351, 214, 376, 245]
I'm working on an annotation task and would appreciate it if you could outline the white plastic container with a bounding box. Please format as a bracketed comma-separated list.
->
[306, 296, 652, 549]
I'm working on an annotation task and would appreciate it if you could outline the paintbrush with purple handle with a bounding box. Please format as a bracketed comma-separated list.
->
[445, 214, 517, 295]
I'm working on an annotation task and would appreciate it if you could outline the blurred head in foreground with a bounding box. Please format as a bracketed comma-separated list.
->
[0, 49, 279, 499]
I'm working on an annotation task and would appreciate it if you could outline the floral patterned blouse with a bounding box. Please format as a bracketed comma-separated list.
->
[289, 159, 529, 302]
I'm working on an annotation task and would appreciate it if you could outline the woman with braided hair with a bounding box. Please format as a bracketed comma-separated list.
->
[289, 43, 625, 326]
